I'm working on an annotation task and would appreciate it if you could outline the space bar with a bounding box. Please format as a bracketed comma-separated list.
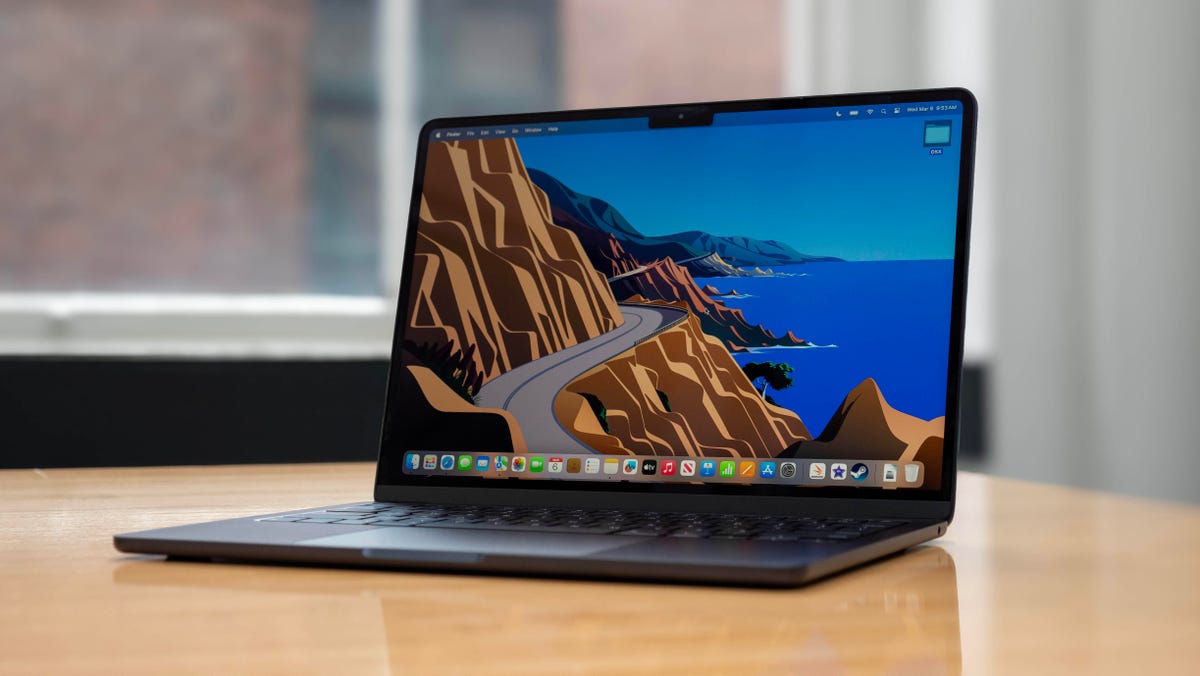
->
[413, 520, 619, 534]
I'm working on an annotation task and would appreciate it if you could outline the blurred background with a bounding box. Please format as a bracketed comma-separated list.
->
[1, 0, 1196, 504]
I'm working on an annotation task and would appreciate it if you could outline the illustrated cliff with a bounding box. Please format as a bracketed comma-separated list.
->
[407, 138, 623, 383]
[528, 168, 701, 269]
[403, 136, 923, 468]
[527, 168, 839, 277]
[781, 378, 945, 487]
[610, 258, 809, 350]
[392, 364, 528, 454]
[555, 309, 811, 458]
[655, 230, 843, 267]
[525, 168, 809, 349]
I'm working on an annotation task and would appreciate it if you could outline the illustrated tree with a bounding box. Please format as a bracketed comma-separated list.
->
[402, 339, 485, 403]
[741, 361, 796, 403]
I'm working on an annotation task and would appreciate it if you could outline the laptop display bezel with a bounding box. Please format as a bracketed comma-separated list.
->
[373, 88, 976, 519]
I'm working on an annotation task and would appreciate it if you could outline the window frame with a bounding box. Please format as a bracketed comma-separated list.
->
[0, 2, 415, 360]
[1, 3, 990, 364]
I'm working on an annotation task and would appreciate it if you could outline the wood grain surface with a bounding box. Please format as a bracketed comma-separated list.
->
[1, 464, 1196, 674]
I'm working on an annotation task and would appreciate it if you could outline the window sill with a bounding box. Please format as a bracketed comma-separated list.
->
[0, 294, 396, 358]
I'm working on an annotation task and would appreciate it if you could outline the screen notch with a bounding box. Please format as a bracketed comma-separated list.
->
[648, 106, 713, 129]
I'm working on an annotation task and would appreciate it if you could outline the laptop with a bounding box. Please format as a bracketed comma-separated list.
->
[115, 88, 976, 587]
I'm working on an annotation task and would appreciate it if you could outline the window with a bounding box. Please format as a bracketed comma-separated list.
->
[0, 1, 990, 361]
[0, 0, 393, 354]
[0, 1, 378, 295]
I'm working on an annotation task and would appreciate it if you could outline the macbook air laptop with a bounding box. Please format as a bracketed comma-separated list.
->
[115, 88, 976, 587]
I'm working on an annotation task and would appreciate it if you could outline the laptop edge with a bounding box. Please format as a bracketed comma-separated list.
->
[115, 87, 976, 587]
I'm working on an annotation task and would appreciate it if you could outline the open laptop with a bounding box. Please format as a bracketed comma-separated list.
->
[115, 88, 976, 587]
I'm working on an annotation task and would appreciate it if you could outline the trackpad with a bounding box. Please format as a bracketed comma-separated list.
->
[302, 528, 621, 559]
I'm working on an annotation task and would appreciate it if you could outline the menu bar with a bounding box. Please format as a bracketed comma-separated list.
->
[429, 100, 964, 141]
[403, 453, 925, 488]
[431, 118, 646, 141]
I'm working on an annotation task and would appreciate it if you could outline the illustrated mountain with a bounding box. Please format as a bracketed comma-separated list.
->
[397, 136, 945, 482]
[527, 168, 840, 277]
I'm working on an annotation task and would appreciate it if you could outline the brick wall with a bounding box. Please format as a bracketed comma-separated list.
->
[0, 0, 311, 292]
[560, 0, 783, 109]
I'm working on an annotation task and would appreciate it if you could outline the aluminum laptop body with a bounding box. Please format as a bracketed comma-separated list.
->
[116, 88, 977, 587]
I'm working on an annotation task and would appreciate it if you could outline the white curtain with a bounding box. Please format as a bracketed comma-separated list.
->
[786, 0, 1200, 502]
[991, 0, 1200, 503]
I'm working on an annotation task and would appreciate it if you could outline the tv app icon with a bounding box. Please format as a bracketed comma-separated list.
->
[680, 460, 697, 477]
[641, 459, 658, 475]
[830, 463, 848, 480]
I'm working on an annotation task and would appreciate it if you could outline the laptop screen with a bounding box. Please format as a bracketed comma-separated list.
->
[382, 91, 973, 497]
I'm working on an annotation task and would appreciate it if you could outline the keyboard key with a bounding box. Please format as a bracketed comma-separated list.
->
[286, 502, 907, 542]
[415, 521, 618, 535]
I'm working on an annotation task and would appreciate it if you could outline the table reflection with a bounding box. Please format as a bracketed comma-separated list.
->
[114, 546, 960, 673]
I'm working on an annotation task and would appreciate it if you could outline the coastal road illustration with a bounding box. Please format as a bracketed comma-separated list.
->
[475, 302, 687, 453]
[604, 252, 716, 284]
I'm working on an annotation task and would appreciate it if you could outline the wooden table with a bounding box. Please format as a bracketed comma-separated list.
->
[1, 464, 1196, 674]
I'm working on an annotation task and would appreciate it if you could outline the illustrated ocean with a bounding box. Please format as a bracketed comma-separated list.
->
[696, 259, 953, 436]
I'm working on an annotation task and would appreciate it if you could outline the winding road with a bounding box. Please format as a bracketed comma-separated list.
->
[605, 265, 649, 283]
[604, 252, 718, 284]
[475, 302, 687, 453]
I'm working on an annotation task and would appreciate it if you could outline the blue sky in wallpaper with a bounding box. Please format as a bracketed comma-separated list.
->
[515, 116, 963, 261]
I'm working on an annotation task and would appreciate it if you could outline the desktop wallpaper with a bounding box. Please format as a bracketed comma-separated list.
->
[397, 115, 960, 488]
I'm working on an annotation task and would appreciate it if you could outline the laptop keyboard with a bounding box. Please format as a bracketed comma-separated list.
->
[262, 503, 909, 542]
